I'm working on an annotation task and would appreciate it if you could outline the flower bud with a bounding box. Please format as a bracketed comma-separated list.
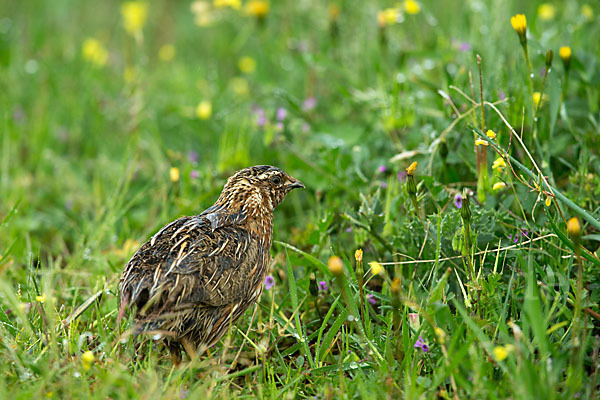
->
[460, 191, 471, 222]
[545, 49, 554, 68]
[567, 217, 581, 244]
[328, 256, 344, 276]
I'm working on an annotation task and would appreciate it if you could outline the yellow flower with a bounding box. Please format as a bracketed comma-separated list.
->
[230, 77, 249, 96]
[213, 0, 241, 9]
[246, 0, 269, 18]
[537, 4, 556, 21]
[328, 256, 344, 276]
[81, 351, 95, 370]
[191, 1, 213, 26]
[377, 8, 398, 27]
[124, 66, 137, 83]
[404, 0, 420, 15]
[169, 167, 180, 183]
[328, 4, 340, 21]
[532, 92, 548, 108]
[559, 46, 572, 61]
[486, 130, 496, 139]
[369, 261, 384, 276]
[434, 327, 446, 344]
[36, 294, 46, 303]
[492, 157, 506, 171]
[354, 249, 363, 263]
[567, 217, 581, 238]
[581, 4, 593, 21]
[492, 182, 506, 191]
[475, 138, 488, 146]
[196, 100, 212, 120]
[545, 196, 552, 207]
[406, 161, 417, 175]
[159, 44, 176, 61]
[82, 38, 108, 67]
[121, 2, 148, 36]
[493, 346, 509, 361]
[510, 14, 527, 36]
[238, 56, 256, 73]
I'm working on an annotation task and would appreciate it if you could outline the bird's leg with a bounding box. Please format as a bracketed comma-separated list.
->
[168, 341, 182, 366]
[181, 338, 197, 361]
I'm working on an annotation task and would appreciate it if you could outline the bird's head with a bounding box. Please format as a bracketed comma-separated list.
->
[217, 165, 304, 216]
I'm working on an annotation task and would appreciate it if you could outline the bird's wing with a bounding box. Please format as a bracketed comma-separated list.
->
[118, 213, 266, 320]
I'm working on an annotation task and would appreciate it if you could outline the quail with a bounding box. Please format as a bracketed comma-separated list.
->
[118, 165, 304, 362]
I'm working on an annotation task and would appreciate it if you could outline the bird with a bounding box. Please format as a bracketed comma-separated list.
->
[118, 165, 304, 363]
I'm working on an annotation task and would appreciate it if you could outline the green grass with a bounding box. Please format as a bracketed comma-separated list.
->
[1, 0, 599, 398]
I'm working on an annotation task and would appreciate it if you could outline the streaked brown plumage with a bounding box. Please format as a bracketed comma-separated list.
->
[118, 165, 304, 362]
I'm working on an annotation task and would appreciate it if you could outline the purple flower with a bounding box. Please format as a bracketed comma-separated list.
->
[381, 182, 387, 189]
[190, 170, 199, 179]
[378, 165, 387, 173]
[414, 336, 430, 352]
[275, 122, 284, 131]
[345, 227, 353, 233]
[499, 90, 506, 101]
[187, 151, 198, 163]
[520, 228, 529, 238]
[253, 108, 267, 126]
[264, 275, 275, 290]
[276, 107, 287, 121]
[508, 232, 520, 243]
[454, 194, 463, 209]
[367, 294, 376, 305]
[317, 281, 328, 291]
[459, 42, 471, 52]
[397, 171, 407, 183]
[302, 97, 317, 111]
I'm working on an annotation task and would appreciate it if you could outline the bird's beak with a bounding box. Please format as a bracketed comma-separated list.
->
[287, 177, 305, 190]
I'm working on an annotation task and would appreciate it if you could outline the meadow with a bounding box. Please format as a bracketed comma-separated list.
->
[1, 0, 599, 398]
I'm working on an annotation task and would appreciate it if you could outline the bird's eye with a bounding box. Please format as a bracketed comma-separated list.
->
[270, 176, 282, 185]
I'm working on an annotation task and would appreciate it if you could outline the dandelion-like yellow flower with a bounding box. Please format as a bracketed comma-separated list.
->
[537, 4, 556, 21]
[475, 138, 488, 146]
[238, 56, 256, 74]
[36, 294, 46, 303]
[493, 346, 509, 361]
[492, 182, 506, 191]
[196, 100, 212, 120]
[328, 4, 340, 21]
[369, 261, 384, 276]
[567, 217, 581, 238]
[213, 0, 241, 9]
[354, 249, 363, 263]
[404, 0, 420, 15]
[581, 4, 593, 21]
[81, 351, 95, 371]
[230, 77, 249, 96]
[533, 92, 541, 108]
[246, 0, 269, 18]
[378, 8, 398, 27]
[159, 44, 176, 61]
[169, 167, 180, 183]
[492, 157, 506, 171]
[510, 14, 527, 36]
[191, 1, 213, 26]
[434, 327, 446, 344]
[328, 256, 344, 276]
[486, 130, 496, 139]
[82, 38, 108, 67]
[406, 161, 417, 175]
[124, 66, 137, 83]
[121, 2, 148, 36]
[559, 46, 572, 61]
